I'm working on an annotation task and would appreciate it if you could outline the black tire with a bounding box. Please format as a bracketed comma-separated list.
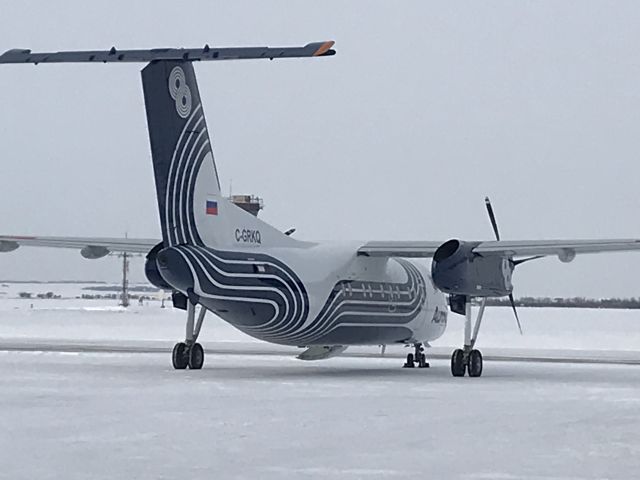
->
[418, 353, 429, 368]
[403, 353, 415, 368]
[451, 349, 466, 377]
[172, 342, 188, 370]
[468, 349, 483, 378]
[188, 343, 205, 370]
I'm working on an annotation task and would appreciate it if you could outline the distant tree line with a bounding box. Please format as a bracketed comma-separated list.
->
[17, 291, 156, 301]
[83, 285, 159, 293]
[18, 291, 61, 299]
[79, 293, 156, 301]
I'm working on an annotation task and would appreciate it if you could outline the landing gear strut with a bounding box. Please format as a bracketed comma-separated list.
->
[403, 343, 430, 368]
[172, 292, 207, 370]
[450, 296, 486, 377]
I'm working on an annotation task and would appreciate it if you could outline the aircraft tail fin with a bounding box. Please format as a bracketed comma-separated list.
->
[142, 60, 220, 247]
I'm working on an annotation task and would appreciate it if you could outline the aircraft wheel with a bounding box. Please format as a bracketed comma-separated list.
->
[468, 349, 483, 377]
[417, 352, 430, 368]
[188, 343, 205, 370]
[172, 342, 189, 369]
[451, 349, 466, 377]
[403, 353, 415, 368]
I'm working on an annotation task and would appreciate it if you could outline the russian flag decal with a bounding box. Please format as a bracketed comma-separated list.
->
[206, 200, 218, 215]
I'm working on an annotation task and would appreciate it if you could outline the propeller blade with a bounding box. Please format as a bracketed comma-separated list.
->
[512, 255, 544, 266]
[484, 196, 522, 334]
[484, 196, 501, 241]
[508, 293, 523, 335]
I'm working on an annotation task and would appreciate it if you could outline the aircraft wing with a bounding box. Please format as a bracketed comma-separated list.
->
[357, 239, 640, 259]
[0, 235, 159, 257]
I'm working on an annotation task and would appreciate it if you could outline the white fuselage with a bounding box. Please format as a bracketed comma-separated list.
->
[159, 240, 448, 347]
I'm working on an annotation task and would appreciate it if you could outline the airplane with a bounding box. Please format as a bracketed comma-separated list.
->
[2, 41, 640, 377]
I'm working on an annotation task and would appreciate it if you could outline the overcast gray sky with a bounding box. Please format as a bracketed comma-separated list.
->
[1, 0, 640, 297]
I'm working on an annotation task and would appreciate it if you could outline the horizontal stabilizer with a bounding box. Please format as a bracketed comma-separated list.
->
[0, 42, 335, 65]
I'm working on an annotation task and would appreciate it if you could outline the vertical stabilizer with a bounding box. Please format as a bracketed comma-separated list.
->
[142, 60, 220, 247]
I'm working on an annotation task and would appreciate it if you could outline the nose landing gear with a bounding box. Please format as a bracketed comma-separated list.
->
[403, 343, 430, 368]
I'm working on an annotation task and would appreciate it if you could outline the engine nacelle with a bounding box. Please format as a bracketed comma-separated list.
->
[80, 245, 110, 259]
[145, 242, 173, 290]
[0, 240, 19, 252]
[558, 248, 576, 263]
[431, 239, 514, 297]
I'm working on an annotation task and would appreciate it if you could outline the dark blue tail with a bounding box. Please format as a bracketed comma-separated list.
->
[141, 61, 220, 247]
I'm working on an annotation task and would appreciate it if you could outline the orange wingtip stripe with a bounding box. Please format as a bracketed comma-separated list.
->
[313, 41, 335, 56]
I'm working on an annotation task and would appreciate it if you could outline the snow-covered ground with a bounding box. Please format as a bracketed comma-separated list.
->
[2, 351, 640, 479]
[2, 284, 640, 479]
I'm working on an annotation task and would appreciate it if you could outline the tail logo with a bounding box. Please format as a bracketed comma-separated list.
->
[168, 66, 192, 119]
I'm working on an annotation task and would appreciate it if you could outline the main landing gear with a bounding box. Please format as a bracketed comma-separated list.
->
[451, 348, 483, 377]
[172, 291, 208, 370]
[403, 343, 430, 368]
[450, 296, 486, 378]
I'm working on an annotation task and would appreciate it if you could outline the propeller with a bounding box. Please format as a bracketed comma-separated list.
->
[484, 197, 501, 241]
[508, 293, 523, 334]
[512, 256, 544, 266]
[484, 196, 523, 334]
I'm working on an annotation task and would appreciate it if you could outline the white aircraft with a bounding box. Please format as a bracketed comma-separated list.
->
[2, 42, 640, 377]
